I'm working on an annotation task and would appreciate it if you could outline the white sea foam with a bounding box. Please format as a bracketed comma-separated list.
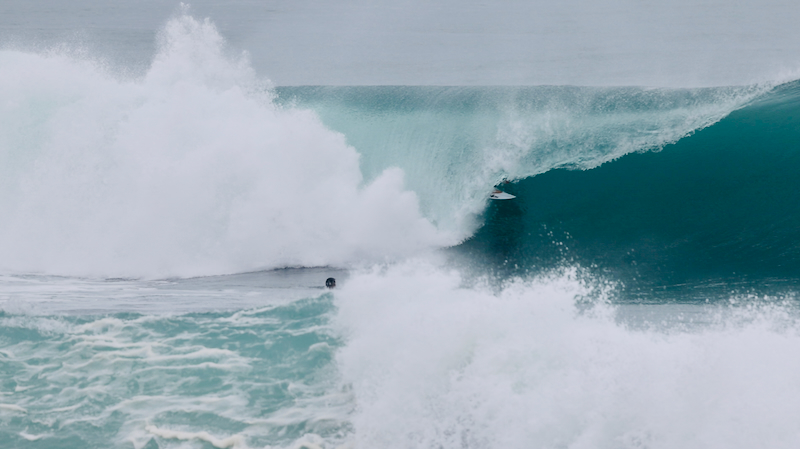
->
[0, 403, 28, 413]
[18, 429, 49, 441]
[334, 262, 800, 449]
[0, 14, 453, 278]
[145, 424, 244, 448]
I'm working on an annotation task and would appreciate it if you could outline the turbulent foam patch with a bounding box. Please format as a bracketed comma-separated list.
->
[145, 425, 244, 448]
[0, 14, 452, 278]
[3, 262, 800, 448]
[334, 262, 800, 449]
[0, 293, 349, 449]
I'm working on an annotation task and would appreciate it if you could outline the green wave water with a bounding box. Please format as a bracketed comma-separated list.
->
[0, 286, 349, 449]
[276, 82, 800, 295]
[455, 81, 800, 295]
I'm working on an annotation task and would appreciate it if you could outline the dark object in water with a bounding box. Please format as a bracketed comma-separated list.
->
[325, 277, 336, 289]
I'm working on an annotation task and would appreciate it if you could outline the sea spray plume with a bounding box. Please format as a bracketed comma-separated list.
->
[334, 262, 800, 449]
[0, 13, 452, 278]
[149, 9, 260, 93]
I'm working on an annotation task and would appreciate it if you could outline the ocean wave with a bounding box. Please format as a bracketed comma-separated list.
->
[0, 14, 451, 278]
[455, 80, 800, 289]
[0, 11, 793, 280]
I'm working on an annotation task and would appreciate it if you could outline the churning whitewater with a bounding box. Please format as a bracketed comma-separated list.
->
[3, 9, 800, 449]
[0, 15, 450, 279]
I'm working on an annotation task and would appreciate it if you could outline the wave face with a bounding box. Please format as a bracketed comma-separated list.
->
[274, 83, 800, 290]
[454, 81, 800, 292]
[275, 85, 764, 236]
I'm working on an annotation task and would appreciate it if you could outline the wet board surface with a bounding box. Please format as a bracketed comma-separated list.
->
[490, 190, 516, 200]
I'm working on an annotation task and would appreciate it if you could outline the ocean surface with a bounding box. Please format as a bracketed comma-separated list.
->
[3, 3, 800, 449]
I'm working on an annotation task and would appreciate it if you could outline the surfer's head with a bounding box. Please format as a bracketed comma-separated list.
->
[325, 277, 336, 289]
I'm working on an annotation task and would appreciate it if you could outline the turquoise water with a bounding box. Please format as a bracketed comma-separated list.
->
[0, 276, 349, 448]
[273, 85, 763, 236]
[273, 82, 800, 296]
[457, 81, 800, 295]
[3, 6, 800, 449]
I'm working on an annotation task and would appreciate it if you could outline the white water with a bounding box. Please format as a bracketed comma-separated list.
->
[5, 264, 800, 449]
[335, 263, 800, 449]
[0, 15, 453, 278]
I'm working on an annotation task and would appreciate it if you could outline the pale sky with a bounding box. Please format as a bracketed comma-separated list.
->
[2, 0, 800, 86]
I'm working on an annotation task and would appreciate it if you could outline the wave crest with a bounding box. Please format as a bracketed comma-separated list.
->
[0, 14, 452, 278]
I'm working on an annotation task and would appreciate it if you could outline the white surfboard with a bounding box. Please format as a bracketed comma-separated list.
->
[490, 190, 516, 200]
